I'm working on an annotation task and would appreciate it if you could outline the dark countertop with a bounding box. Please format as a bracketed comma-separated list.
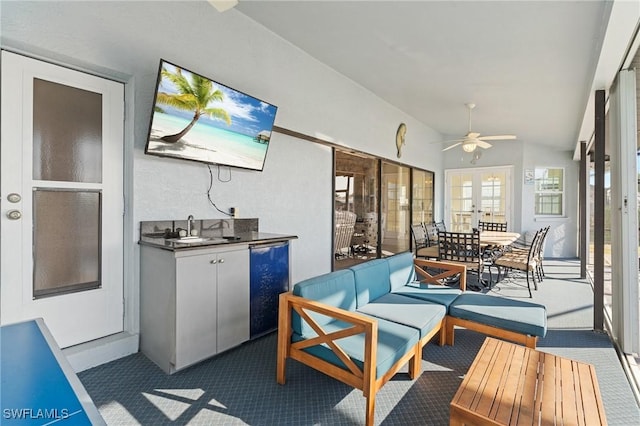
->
[139, 231, 297, 252]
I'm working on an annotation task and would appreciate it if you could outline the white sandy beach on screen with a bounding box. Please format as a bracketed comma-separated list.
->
[148, 119, 263, 169]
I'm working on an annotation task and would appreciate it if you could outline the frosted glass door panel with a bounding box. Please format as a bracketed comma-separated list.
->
[33, 189, 101, 298]
[33, 78, 102, 183]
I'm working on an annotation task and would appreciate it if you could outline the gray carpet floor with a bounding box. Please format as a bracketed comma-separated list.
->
[79, 259, 640, 425]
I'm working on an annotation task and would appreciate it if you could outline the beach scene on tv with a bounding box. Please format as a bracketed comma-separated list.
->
[146, 61, 278, 171]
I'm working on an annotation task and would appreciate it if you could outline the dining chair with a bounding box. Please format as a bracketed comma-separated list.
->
[504, 226, 549, 282]
[424, 222, 439, 246]
[492, 228, 542, 298]
[533, 226, 550, 281]
[410, 223, 439, 259]
[438, 229, 486, 288]
[478, 220, 507, 232]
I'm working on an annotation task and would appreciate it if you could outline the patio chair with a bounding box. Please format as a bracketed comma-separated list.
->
[434, 220, 446, 233]
[411, 223, 439, 259]
[536, 226, 551, 280]
[478, 220, 507, 232]
[504, 226, 550, 282]
[424, 222, 439, 246]
[492, 228, 543, 298]
[438, 229, 486, 288]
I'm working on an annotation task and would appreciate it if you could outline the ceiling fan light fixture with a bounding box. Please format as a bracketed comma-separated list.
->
[208, 0, 239, 13]
[462, 141, 477, 153]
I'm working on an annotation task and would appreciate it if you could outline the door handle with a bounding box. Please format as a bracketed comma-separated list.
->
[218, 258, 225, 264]
[6, 210, 21, 220]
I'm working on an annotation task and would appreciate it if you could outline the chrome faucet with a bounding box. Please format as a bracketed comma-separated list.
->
[187, 215, 194, 237]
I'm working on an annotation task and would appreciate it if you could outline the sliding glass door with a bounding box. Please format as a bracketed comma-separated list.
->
[382, 162, 410, 257]
[412, 169, 434, 225]
[334, 150, 434, 268]
[334, 151, 379, 266]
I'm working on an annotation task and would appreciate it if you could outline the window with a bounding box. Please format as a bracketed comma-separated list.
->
[534, 168, 564, 215]
[335, 174, 354, 212]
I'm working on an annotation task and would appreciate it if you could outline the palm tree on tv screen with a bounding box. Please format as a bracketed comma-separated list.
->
[156, 67, 231, 143]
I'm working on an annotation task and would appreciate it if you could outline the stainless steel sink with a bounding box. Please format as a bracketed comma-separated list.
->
[167, 237, 227, 244]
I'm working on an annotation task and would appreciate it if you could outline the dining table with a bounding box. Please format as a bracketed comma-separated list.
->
[479, 230, 520, 248]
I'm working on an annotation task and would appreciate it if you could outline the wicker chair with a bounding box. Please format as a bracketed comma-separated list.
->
[334, 211, 356, 258]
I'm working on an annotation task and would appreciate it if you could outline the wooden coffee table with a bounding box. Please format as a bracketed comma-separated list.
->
[450, 337, 607, 425]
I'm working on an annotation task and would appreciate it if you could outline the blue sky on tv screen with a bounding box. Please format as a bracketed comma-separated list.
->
[157, 62, 277, 138]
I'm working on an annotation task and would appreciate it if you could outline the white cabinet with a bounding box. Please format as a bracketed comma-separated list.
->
[140, 244, 249, 374]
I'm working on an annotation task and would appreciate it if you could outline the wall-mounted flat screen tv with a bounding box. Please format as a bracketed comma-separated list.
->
[145, 59, 278, 171]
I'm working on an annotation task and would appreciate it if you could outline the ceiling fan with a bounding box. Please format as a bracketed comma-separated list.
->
[442, 103, 516, 153]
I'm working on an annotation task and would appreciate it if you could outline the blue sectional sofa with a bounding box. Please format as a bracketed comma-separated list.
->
[276, 252, 547, 426]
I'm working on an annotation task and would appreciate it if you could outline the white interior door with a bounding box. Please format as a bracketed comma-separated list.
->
[445, 167, 512, 232]
[1, 51, 124, 348]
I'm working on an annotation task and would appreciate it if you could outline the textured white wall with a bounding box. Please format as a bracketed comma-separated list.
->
[0, 1, 445, 336]
[520, 144, 579, 258]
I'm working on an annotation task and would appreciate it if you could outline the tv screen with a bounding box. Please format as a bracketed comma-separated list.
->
[145, 59, 278, 171]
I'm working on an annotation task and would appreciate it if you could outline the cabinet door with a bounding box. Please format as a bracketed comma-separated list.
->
[216, 248, 250, 352]
[174, 254, 217, 370]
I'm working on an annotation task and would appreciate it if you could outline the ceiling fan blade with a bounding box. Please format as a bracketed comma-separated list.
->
[477, 141, 492, 149]
[442, 142, 462, 152]
[436, 138, 465, 144]
[478, 134, 517, 141]
[467, 132, 481, 139]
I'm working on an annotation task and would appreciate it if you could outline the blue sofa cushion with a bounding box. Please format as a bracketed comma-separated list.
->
[350, 259, 391, 308]
[392, 282, 462, 309]
[292, 270, 356, 336]
[291, 317, 419, 380]
[386, 252, 417, 291]
[449, 293, 547, 337]
[356, 293, 446, 339]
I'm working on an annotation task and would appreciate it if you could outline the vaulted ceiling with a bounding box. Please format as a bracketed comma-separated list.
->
[236, 1, 614, 153]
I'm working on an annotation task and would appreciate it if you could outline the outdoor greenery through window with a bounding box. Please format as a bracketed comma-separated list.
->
[534, 167, 564, 215]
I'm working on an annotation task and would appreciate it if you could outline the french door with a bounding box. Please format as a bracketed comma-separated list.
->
[1, 51, 124, 348]
[445, 167, 513, 232]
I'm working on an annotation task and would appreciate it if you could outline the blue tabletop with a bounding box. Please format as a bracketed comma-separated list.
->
[1, 319, 102, 425]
